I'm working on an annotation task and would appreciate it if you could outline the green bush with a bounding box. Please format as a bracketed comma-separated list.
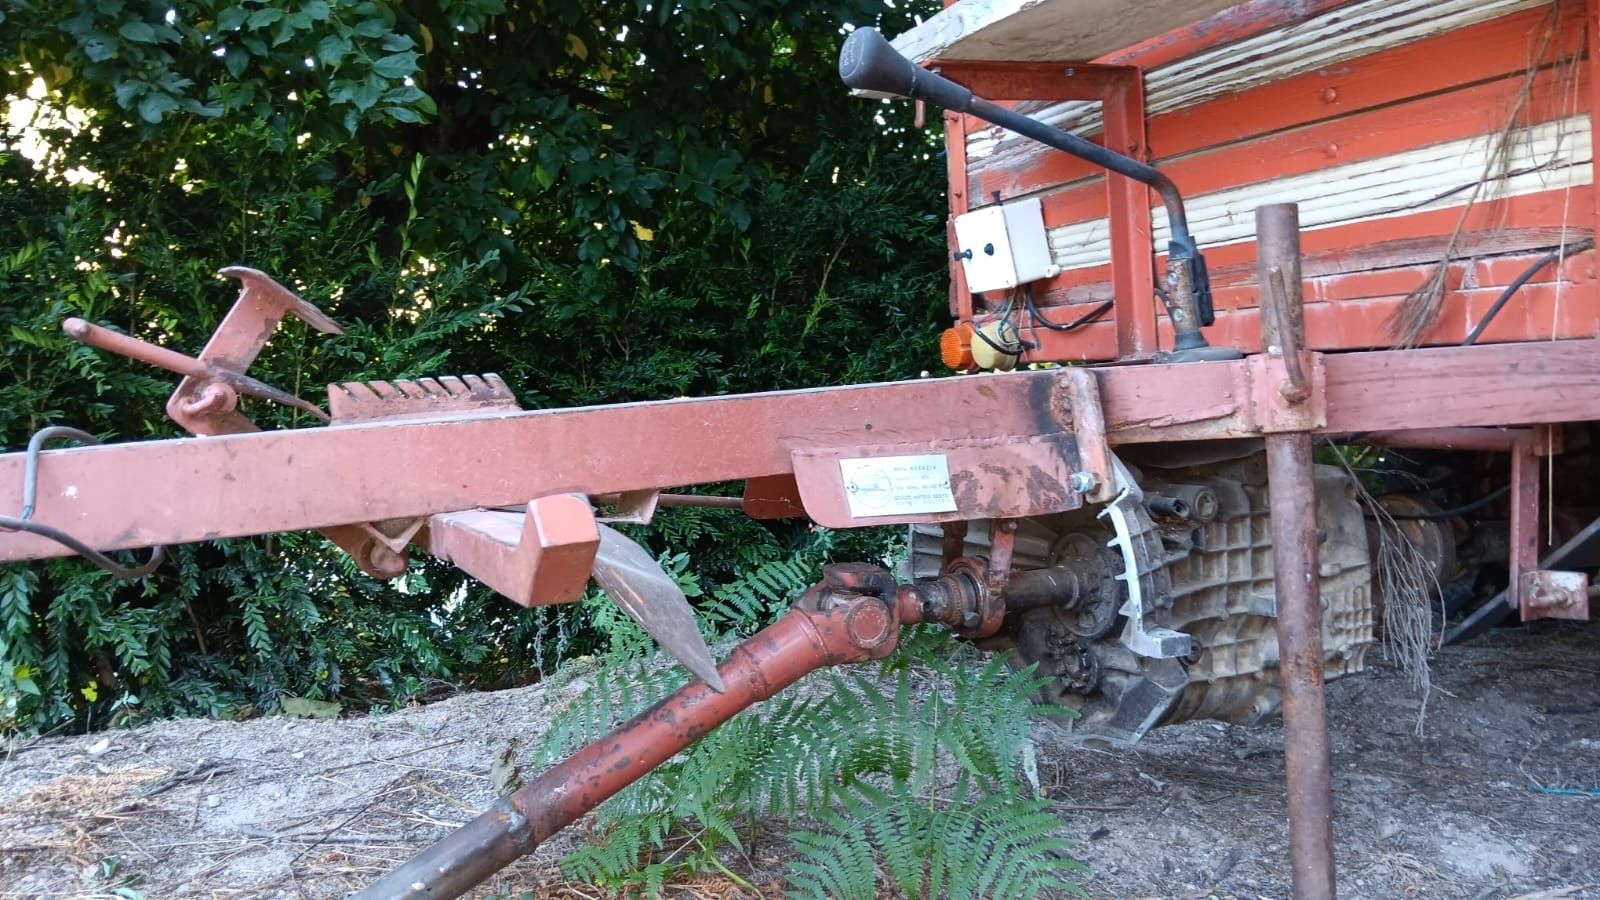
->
[1, 0, 945, 734]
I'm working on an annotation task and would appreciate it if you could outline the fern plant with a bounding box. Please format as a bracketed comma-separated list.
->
[531, 588, 1082, 898]
[786, 778, 1084, 900]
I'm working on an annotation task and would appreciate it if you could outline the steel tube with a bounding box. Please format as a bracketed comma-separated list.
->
[358, 594, 908, 899]
[1259, 202, 1337, 900]
[1267, 431, 1337, 899]
[1001, 565, 1099, 611]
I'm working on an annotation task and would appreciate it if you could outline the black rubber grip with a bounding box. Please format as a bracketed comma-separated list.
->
[839, 27, 973, 112]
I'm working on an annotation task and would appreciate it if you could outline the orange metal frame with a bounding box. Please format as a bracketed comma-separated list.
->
[937, 62, 1159, 358]
[943, 0, 1600, 363]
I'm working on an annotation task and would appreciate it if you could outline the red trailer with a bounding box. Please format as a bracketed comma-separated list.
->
[1, 2, 1596, 897]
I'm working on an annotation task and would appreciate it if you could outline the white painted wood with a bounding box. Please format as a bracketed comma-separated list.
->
[965, 0, 1548, 162]
[890, 0, 1246, 64]
[1043, 116, 1593, 270]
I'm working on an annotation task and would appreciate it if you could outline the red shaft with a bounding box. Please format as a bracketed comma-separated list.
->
[357, 592, 903, 899]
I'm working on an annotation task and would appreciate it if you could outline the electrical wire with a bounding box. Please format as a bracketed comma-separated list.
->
[1376, 485, 1511, 521]
[1022, 284, 1113, 332]
[1462, 237, 1595, 346]
[1, 425, 166, 578]
[0, 516, 165, 578]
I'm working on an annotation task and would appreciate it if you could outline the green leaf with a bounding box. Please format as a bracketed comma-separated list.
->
[383, 106, 422, 124]
[224, 47, 249, 79]
[215, 6, 246, 31]
[118, 20, 157, 43]
[353, 18, 388, 38]
[316, 34, 351, 66]
[304, 0, 331, 20]
[82, 34, 117, 62]
[136, 92, 180, 123]
[380, 33, 415, 51]
[372, 51, 419, 79]
[245, 7, 283, 28]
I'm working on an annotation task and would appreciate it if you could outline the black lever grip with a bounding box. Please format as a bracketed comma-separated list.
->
[839, 27, 974, 113]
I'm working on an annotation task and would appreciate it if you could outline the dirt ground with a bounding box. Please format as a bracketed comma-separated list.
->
[1, 623, 1596, 900]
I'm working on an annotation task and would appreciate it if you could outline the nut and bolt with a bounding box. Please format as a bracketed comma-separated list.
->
[1069, 471, 1099, 494]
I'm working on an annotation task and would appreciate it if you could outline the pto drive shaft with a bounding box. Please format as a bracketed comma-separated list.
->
[357, 563, 927, 899]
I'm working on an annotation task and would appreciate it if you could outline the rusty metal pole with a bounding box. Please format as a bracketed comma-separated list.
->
[356, 566, 914, 900]
[1258, 202, 1337, 900]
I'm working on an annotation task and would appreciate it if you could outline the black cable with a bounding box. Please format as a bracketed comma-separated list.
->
[1376, 485, 1511, 520]
[1022, 284, 1113, 332]
[0, 516, 166, 578]
[1, 424, 167, 578]
[1462, 238, 1595, 346]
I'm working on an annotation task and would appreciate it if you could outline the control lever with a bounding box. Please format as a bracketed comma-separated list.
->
[841, 27, 1236, 359]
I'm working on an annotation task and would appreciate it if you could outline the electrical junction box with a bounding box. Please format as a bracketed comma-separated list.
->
[952, 197, 1060, 293]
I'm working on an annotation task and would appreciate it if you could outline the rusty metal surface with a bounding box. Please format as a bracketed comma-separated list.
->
[1268, 431, 1338, 900]
[62, 318, 330, 422]
[169, 267, 342, 434]
[1259, 203, 1337, 900]
[791, 433, 1083, 527]
[357, 567, 911, 900]
[6, 336, 1600, 564]
[329, 374, 519, 425]
[0, 369, 1074, 562]
[421, 494, 598, 608]
[1519, 569, 1591, 621]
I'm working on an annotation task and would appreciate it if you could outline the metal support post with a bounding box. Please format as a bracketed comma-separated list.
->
[1257, 203, 1337, 900]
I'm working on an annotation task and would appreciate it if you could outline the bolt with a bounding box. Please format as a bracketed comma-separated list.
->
[962, 609, 982, 629]
[845, 600, 893, 649]
[1321, 86, 1339, 104]
[1069, 471, 1098, 494]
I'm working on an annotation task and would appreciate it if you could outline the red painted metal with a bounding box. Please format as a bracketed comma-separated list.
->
[355, 565, 921, 899]
[955, 2, 1598, 363]
[932, 61, 1157, 355]
[7, 339, 1600, 562]
[421, 494, 599, 608]
[944, 108, 973, 321]
[740, 474, 807, 519]
[1591, 0, 1600, 241]
[791, 433, 1084, 527]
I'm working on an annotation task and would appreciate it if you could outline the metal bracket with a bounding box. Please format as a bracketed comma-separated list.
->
[1244, 352, 1326, 433]
[1520, 570, 1591, 622]
[1100, 457, 1192, 659]
[422, 494, 600, 608]
[168, 267, 343, 434]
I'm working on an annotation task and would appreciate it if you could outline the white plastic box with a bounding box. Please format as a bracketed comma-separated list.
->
[951, 197, 1060, 293]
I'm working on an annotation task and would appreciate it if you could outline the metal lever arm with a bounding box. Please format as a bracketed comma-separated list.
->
[62, 318, 329, 422]
[840, 27, 1221, 349]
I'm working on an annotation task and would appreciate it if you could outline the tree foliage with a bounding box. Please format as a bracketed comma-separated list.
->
[0, 0, 946, 733]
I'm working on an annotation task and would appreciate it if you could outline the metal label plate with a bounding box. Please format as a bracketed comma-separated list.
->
[838, 455, 958, 518]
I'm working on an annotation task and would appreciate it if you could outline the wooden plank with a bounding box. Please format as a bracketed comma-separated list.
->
[1318, 339, 1600, 433]
[1096, 338, 1600, 444]
[890, 0, 1246, 64]
[969, 3, 1585, 203]
[1021, 279, 1600, 360]
[1042, 118, 1592, 270]
[969, 0, 1552, 160]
